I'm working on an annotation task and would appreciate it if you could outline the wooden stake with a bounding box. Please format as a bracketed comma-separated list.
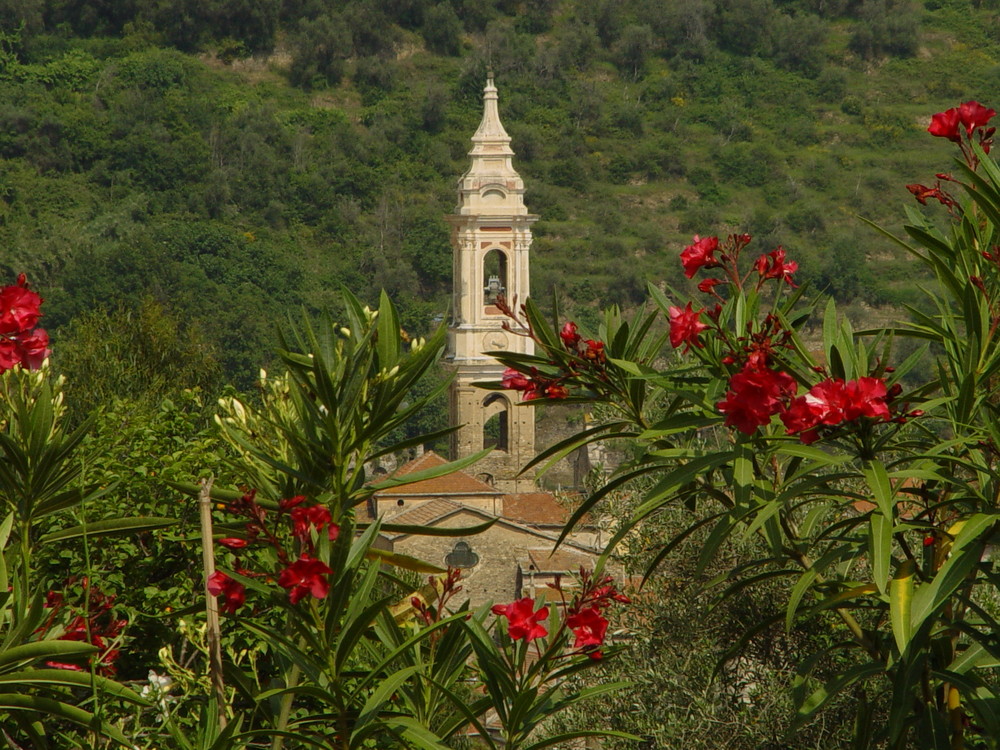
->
[199, 477, 228, 729]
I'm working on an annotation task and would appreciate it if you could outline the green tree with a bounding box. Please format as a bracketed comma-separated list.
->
[55, 297, 222, 418]
[289, 13, 350, 88]
[421, 3, 462, 55]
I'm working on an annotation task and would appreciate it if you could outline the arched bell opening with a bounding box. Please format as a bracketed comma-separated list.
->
[482, 393, 510, 452]
[483, 248, 509, 309]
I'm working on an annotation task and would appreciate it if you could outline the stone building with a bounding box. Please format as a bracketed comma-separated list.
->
[370, 452, 602, 609]
[370, 76, 604, 607]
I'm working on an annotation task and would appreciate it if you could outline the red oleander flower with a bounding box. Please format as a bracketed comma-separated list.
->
[291, 504, 333, 542]
[502, 367, 532, 391]
[279, 495, 307, 510]
[582, 339, 606, 363]
[0, 282, 42, 335]
[217, 537, 248, 550]
[928, 107, 962, 142]
[754, 247, 798, 286]
[0, 339, 18, 371]
[781, 377, 890, 442]
[958, 100, 996, 136]
[843, 377, 890, 420]
[560, 321, 581, 349]
[43, 580, 127, 676]
[697, 278, 723, 294]
[780, 396, 823, 443]
[15, 329, 49, 369]
[681, 235, 720, 278]
[491, 597, 549, 641]
[278, 555, 332, 604]
[668, 302, 708, 352]
[544, 383, 569, 399]
[207, 571, 246, 614]
[716, 364, 797, 435]
[567, 606, 609, 650]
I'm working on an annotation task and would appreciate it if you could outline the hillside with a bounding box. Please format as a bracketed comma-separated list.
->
[1, 0, 999, 386]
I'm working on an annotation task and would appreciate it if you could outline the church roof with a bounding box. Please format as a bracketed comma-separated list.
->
[503, 492, 594, 528]
[379, 497, 599, 554]
[503, 493, 570, 526]
[373, 451, 502, 498]
[381, 498, 464, 532]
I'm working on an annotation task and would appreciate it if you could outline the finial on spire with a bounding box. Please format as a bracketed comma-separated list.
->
[470, 68, 510, 150]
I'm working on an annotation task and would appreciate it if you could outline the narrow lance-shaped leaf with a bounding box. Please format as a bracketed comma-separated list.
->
[889, 559, 915, 655]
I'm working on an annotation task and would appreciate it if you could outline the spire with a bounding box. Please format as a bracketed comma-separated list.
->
[454, 73, 529, 216]
[470, 70, 513, 157]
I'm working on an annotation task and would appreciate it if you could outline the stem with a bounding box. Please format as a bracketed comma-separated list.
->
[271, 662, 301, 750]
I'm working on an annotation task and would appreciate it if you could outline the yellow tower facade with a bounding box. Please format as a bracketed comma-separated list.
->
[447, 74, 537, 492]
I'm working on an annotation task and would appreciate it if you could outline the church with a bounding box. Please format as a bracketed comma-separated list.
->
[368, 75, 604, 608]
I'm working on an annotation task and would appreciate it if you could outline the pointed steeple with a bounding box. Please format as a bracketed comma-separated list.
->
[455, 73, 528, 216]
[445, 74, 538, 493]
[469, 71, 513, 157]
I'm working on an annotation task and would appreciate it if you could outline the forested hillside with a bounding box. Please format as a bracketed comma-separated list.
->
[2, 0, 999, 384]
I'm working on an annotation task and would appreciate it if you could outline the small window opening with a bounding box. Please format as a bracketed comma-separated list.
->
[483, 249, 508, 306]
[445, 540, 480, 568]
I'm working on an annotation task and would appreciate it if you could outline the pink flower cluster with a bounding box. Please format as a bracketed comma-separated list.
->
[669, 234, 798, 354]
[501, 321, 607, 401]
[907, 101, 997, 211]
[668, 235, 901, 441]
[42, 579, 127, 676]
[491, 569, 629, 660]
[208, 491, 339, 613]
[716, 363, 798, 435]
[781, 377, 890, 444]
[0, 274, 49, 372]
[927, 100, 995, 149]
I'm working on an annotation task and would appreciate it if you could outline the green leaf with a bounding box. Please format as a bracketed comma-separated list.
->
[789, 662, 883, 734]
[374, 517, 496, 537]
[525, 730, 642, 750]
[368, 448, 493, 491]
[38, 516, 177, 544]
[365, 547, 445, 574]
[869, 514, 892, 596]
[0, 640, 97, 671]
[0, 669, 148, 704]
[0, 692, 133, 746]
[889, 559, 915, 655]
[863, 460, 894, 520]
[786, 568, 818, 632]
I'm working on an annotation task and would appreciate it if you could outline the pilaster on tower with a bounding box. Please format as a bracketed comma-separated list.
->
[446, 73, 538, 493]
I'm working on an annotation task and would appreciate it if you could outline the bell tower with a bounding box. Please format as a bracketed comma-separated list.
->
[447, 73, 537, 492]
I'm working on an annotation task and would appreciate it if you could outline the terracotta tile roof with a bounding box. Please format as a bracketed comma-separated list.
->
[502, 492, 567, 525]
[380, 498, 464, 534]
[502, 492, 594, 527]
[374, 451, 502, 497]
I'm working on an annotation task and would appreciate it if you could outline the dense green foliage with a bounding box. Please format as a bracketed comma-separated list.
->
[1, 0, 999, 385]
